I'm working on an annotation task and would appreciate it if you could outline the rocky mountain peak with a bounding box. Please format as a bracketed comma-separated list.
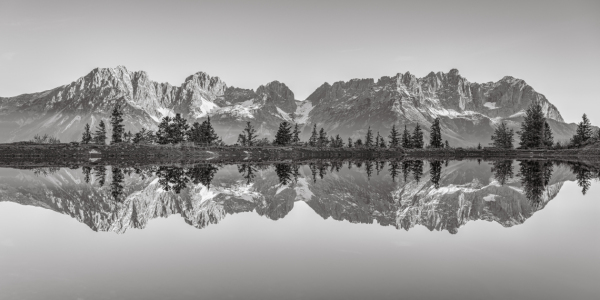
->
[256, 80, 296, 113]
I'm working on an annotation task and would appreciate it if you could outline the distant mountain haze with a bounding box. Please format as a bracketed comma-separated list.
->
[0, 66, 580, 145]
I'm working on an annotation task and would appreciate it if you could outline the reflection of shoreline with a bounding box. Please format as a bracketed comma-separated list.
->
[0, 160, 596, 234]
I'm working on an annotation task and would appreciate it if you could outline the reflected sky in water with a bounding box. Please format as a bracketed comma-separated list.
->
[0, 160, 599, 300]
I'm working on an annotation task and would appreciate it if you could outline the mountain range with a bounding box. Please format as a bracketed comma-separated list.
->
[0, 161, 574, 234]
[0, 66, 580, 146]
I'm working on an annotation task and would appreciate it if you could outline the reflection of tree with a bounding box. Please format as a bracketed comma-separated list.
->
[275, 164, 293, 185]
[111, 167, 124, 201]
[318, 163, 328, 180]
[402, 160, 412, 182]
[94, 166, 106, 187]
[309, 163, 318, 183]
[187, 164, 219, 189]
[237, 164, 257, 185]
[412, 160, 424, 183]
[82, 166, 92, 184]
[157, 167, 189, 194]
[429, 160, 442, 188]
[389, 162, 400, 182]
[365, 161, 373, 180]
[491, 160, 514, 185]
[569, 162, 596, 195]
[518, 160, 553, 208]
[347, 161, 353, 170]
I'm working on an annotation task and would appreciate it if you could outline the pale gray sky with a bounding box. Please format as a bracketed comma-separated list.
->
[1, 0, 599, 123]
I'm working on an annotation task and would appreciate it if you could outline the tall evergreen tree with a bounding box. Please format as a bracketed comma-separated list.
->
[123, 131, 132, 143]
[308, 124, 318, 147]
[355, 138, 363, 147]
[429, 117, 443, 148]
[273, 121, 293, 146]
[347, 137, 353, 148]
[402, 125, 412, 148]
[543, 121, 554, 147]
[388, 124, 400, 148]
[171, 113, 189, 144]
[518, 102, 546, 148]
[318, 128, 328, 147]
[571, 114, 594, 147]
[411, 123, 424, 149]
[156, 116, 172, 144]
[110, 104, 125, 144]
[491, 121, 514, 149]
[377, 132, 386, 148]
[93, 120, 107, 145]
[445, 140, 450, 149]
[291, 124, 301, 145]
[243, 122, 258, 146]
[81, 123, 92, 144]
[365, 127, 374, 147]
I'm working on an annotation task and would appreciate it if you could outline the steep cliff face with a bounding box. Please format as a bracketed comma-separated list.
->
[300, 69, 570, 146]
[0, 66, 574, 145]
[0, 161, 577, 234]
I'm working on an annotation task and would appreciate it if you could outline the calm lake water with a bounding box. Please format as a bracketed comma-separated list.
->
[0, 160, 599, 300]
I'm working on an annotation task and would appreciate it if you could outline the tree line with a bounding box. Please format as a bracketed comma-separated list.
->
[490, 102, 600, 149]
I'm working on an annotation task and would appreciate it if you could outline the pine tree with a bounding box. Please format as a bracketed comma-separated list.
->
[477, 143, 482, 150]
[519, 102, 546, 148]
[318, 128, 328, 147]
[543, 121, 554, 147]
[93, 120, 107, 145]
[402, 125, 412, 148]
[491, 121, 514, 149]
[123, 131, 132, 143]
[243, 122, 258, 146]
[411, 123, 424, 148]
[377, 132, 386, 148]
[292, 124, 301, 145]
[445, 140, 450, 149]
[334, 134, 344, 148]
[375, 132, 380, 148]
[109, 104, 125, 144]
[571, 114, 594, 147]
[308, 124, 318, 147]
[273, 121, 292, 146]
[365, 127, 373, 147]
[81, 123, 92, 144]
[329, 136, 335, 147]
[388, 124, 400, 148]
[430, 117, 443, 148]
[355, 138, 363, 147]
[347, 137, 353, 148]
[171, 113, 189, 144]
[156, 116, 172, 144]
[237, 133, 247, 146]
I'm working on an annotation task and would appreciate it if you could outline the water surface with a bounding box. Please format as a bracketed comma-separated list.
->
[0, 160, 598, 300]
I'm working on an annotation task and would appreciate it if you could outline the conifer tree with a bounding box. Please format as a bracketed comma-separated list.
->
[402, 125, 412, 148]
[200, 116, 218, 145]
[571, 114, 593, 147]
[243, 122, 258, 146]
[318, 128, 328, 147]
[273, 121, 292, 146]
[347, 137, 353, 148]
[377, 132, 386, 148]
[543, 121, 554, 147]
[156, 116, 172, 144]
[308, 124, 318, 147]
[237, 133, 247, 146]
[110, 104, 125, 144]
[388, 124, 400, 148]
[445, 140, 450, 149]
[477, 143, 482, 150]
[292, 124, 301, 145]
[170, 113, 189, 144]
[430, 117, 443, 148]
[334, 134, 344, 148]
[93, 120, 107, 145]
[365, 127, 374, 147]
[411, 123, 424, 148]
[81, 123, 92, 144]
[329, 136, 335, 147]
[123, 131, 132, 143]
[518, 102, 546, 148]
[375, 132, 380, 148]
[355, 138, 363, 147]
[491, 121, 514, 149]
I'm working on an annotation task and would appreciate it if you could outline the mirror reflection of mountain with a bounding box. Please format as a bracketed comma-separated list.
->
[0, 159, 597, 234]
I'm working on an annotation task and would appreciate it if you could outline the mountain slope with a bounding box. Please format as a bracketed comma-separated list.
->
[0, 67, 578, 145]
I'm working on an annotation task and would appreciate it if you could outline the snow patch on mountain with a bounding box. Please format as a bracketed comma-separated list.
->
[276, 107, 293, 122]
[294, 101, 313, 124]
[484, 102, 498, 109]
